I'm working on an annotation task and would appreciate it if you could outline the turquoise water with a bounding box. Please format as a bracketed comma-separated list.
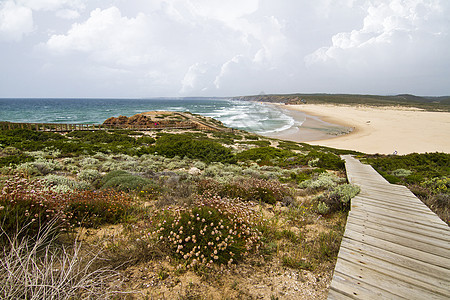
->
[0, 98, 305, 135]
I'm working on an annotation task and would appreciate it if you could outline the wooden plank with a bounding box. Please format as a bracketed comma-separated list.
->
[346, 222, 450, 258]
[344, 228, 450, 268]
[329, 271, 402, 299]
[350, 202, 448, 228]
[337, 247, 450, 295]
[327, 289, 357, 300]
[339, 238, 450, 281]
[350, 206, 449, 233]
[357, 186, 420, 199]
[333, 258, 446, 299]
[349, 212, 450, 241]
[346, 217, 450, 250]
[354, 198, 434, 216]
[353, 196, 440, 217]
[354, 194, 434, 213]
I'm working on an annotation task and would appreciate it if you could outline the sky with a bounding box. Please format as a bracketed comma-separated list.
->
[0, 0, 449, 98]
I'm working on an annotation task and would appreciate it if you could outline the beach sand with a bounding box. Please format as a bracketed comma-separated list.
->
[266, 104, 450, 155]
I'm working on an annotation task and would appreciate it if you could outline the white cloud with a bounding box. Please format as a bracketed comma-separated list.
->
[180, 62, 217, 94]
[55, 9, 80, 20]
[0, 1, 33, 41]
[2, 0, 449, 97]
[16, 0, 85, 12]
[46, 7, 154, 67]
[305, 0, 448, 71]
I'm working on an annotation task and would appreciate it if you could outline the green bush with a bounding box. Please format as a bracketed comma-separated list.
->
[101, 170, 130, 183]
[236, 147, 294, 164]
[392, 169, 412, 177]
[66, 190, 132, 228]
[102, 171, 154, 192]
[315, 184, 360, 214]
[422, 177, 449, 194]
[367, 152, 450, 179]
[198, 178, 289, 204]
[277, 141, 302, 151]
[44, 174, 90, 193]
[67, 130, 135, 144]
[153, 134, 236, 164]
[304, 151, 344, 170]
[77, 169, 101, 183]
[299, 172, 344, 190]
[0, 154, 34, 167]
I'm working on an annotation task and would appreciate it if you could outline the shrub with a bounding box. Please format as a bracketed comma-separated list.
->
[299, 172, 344, 190]
[77, 169, 101, 183]
[151, 195, 262, 268]
[277, 141, 302, 151]
[67, 130, 135, 144]
[66, 190, 132, 228]
[236, 147, 294, 164]
[392, 169, 412, 177]
[198, 178, 289, 204]
[422, 177, 449, 194]
[101, 170, 130, 183]
[1, 146, 21, 156]
[79, 157, 100, 168]
[153, 134, 236, 164]
[193, 161, 206, 170]
[304, 151, 344, 170]
[316, 184, 360, 214]
[102, 171, 155, 192]
[317, 202, 330, 214]
[0, 177, 68, 242]
[367, 152, 450, 179]
[0, 153, 34, 168]
[44, 174, 90, 192]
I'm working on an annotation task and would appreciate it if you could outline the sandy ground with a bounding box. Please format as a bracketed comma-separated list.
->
[266, 104, 450, 155]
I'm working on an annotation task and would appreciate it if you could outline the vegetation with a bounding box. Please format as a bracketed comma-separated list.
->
[235, 93, 450, 112]
[152, 133, 237, 164]
[364, 152, 450, 223]
[2, 122, 445, 298]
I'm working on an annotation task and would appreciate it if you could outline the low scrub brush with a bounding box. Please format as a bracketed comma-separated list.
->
[151, 195, 262, 269]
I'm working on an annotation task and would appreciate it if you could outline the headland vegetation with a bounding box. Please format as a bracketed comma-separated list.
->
[0, 104, 448, 299]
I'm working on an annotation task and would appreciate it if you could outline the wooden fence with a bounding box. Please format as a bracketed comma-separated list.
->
[0, 121, 198, 132]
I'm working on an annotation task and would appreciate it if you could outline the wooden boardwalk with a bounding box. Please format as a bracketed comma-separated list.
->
[328, 155, 450, 299]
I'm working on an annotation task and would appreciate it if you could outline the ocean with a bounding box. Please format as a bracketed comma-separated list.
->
[0, 98, 305, 135]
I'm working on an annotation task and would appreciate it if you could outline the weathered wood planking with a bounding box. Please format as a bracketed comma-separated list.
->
[328, 155, 450, 300]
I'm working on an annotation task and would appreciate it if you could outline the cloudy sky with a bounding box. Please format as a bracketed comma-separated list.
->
[1, 0, 449, 98]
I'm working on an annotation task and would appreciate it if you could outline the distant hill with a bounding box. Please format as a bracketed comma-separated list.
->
[233, 93, 450, 111]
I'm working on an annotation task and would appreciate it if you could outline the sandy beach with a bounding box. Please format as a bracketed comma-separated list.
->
[267, 104, 450, 155]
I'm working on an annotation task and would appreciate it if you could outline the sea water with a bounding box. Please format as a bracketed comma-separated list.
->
[0, 98, 304, 135]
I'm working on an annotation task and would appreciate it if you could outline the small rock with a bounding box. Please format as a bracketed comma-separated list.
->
[188, 167, 201, 176]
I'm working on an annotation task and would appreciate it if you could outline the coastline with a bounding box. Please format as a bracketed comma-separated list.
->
[263, 106, 352, 142]
[264, 103, 450, 155]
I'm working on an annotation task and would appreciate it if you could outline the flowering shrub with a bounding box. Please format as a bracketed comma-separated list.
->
[422, 177, 449, 194]
[152, 195, 262, 268]
[66, 190, 132, 228]
[197, 178, 289, 204]
[0, 177, 68, 241]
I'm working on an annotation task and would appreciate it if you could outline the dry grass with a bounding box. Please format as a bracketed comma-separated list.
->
[0, 221, 127, 300]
